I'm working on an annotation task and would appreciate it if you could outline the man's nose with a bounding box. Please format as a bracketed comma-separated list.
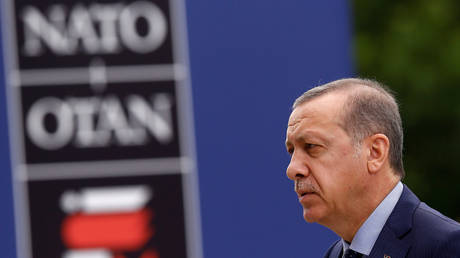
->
[286, 153, 309, 180]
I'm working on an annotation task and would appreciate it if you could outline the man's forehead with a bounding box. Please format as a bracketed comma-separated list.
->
[287, 92, 347, 130]
[288, 112, 311, 129]
[286, 111, 333, 146]
[288, 109, 306, 125]
[286, 106, 321, 139]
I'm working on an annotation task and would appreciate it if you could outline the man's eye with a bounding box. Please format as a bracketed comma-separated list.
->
[305, 143, 317, 150]
[287, 148, 294, 155]
[305, 143, 323, 156]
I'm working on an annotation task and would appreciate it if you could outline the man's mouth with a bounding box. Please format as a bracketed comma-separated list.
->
[299, 191, 315, 197]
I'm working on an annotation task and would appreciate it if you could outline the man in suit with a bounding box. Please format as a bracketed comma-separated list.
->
[285, 78, 460, 257]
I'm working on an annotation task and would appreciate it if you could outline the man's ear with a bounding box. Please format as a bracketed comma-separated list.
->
[366, 133, 390, 174]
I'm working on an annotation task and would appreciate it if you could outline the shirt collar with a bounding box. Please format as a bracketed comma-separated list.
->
[342, 181, 403, 255]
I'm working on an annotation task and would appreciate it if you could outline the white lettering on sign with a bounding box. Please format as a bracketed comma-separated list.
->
[21, 1, 168, 56]
[26, 97, 74, 150]
[25, 94, 173, 150]
[60, 185, 152, 214]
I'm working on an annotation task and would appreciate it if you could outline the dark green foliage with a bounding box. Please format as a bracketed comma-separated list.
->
[354, 0, 460, 220]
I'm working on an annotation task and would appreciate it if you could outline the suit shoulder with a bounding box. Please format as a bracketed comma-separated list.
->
[435, 229, 460, 256]
[414, 202, 460, 233]
[411, 202, 460, 255]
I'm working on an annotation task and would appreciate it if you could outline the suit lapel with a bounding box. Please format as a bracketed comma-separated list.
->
[329, 240, 342, 258]
[368, 185, 420, 258]
[368, 226, 410, 257]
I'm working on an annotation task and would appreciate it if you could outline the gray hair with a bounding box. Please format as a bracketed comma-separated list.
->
[293, 78, 404, 178]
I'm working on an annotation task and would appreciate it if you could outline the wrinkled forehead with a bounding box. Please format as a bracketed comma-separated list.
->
[287, 107, 310, 132]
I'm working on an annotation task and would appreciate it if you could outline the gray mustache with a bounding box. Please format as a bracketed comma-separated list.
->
[295, 180, 317, 193]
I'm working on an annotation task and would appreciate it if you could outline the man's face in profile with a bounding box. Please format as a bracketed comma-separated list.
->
[285, 92, 368, 225]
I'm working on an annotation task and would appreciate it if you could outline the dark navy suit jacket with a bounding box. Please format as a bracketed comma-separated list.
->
[324, 185, 460, 258]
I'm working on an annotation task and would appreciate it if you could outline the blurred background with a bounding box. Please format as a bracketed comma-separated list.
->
[0, 0, 459, 257]
[354, 0, 460, 221]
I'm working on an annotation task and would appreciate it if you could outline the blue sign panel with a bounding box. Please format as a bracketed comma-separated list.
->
[186, 1, 352, 257]
[0, 1, 352, 257]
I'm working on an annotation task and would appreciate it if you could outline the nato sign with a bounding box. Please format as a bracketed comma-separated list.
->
[3, 0, 202, 257]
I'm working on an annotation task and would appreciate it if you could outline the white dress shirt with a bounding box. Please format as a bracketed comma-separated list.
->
[342, 181, 403, 256]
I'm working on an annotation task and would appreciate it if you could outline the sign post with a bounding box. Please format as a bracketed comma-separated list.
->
[2, 0, 202, 257]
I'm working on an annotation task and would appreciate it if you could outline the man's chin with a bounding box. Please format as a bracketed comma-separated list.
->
[303, 208, 322, 223]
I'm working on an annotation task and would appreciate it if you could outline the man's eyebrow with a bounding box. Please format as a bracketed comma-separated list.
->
[296, 130, 329, 145]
